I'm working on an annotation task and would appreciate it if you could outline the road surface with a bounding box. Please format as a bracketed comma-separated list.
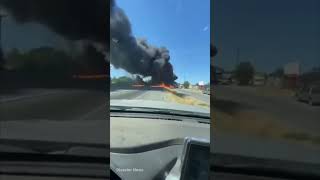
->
[0, 89, 107, 121]
[1, 88, 207, 121]
[111, 88, 211, 106]
[214, 85, 320, 136]
[110, 89, 171, 101]
[212, 85, 320, 166]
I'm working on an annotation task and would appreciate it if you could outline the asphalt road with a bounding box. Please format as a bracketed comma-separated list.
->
[1, 88, 202, 121]
[111, 88, 211, 105]
[0, 89, 107, 121]
[111, 88, 171, 101]
[110, 89, 146, 100]
[214, 85, 320, 136]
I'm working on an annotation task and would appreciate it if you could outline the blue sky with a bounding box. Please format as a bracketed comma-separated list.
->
[111, 0, 210, 84]
[214, 0, 320, 73]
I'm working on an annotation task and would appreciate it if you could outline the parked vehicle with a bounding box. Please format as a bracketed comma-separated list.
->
[219, 73, 233, 85]
[203, 87, 210, 95]
[296, 84, 320, 105]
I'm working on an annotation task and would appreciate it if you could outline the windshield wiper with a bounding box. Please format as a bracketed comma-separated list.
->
[0, 152, 109, 164]
[110, 106, 209, 119]
[0, 138, 109, 157]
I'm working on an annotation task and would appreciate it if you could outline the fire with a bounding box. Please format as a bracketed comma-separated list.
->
[132, 82, 174, 89]
[151, 82, 174, 89]
[72, 74, 108, 79]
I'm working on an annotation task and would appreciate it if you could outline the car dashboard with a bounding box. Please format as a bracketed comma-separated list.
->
[110, 137, 209, 180]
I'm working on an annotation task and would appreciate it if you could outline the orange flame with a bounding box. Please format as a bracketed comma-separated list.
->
[151, 82, 174, 89]
[132, 82, 174, 89]
[72, 74, 108, 79]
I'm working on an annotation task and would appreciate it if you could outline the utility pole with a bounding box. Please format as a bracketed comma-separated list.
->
[235, 48, 240, 67]
[0, 10, 7, 70]
[0, 9, 6, 139]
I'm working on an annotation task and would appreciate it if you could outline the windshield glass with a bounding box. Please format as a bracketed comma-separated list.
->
[213, 0, 320, 175]
[0, 1, 108, 155]
[110, 0, 210, 115]
[110, 0, 210, 178]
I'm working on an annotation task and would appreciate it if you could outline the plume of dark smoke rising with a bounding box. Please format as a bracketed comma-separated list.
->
[0, 0, 108, 46]
[110, 0, 177, 84]
[0, 0, 109, 73]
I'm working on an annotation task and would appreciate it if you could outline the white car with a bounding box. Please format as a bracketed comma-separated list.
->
[203, 88, 210, 95]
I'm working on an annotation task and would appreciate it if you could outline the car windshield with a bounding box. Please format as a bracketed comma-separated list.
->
[110, 0, 210, 115]
[110, 1, 210, 178]
[0, 1, 108, 155]
[213, 0, 320, 175]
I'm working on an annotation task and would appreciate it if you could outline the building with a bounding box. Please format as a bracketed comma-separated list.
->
[212, 66, 224, 85]
[253, 72, 266, 86]
[198, 81, 205, 90]
[220, 71, 233, 85]
[283, 62, 300, 88]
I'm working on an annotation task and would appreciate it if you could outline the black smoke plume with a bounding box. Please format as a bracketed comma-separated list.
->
[0, 0, 109, 76]
[110, 0, 177, 84]
[0, 0, 108, 46]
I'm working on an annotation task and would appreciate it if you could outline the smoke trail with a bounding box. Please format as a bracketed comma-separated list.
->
[110, 0, 177, 84]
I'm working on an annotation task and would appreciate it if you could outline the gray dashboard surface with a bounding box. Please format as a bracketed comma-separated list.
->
[111, 145, 183, 180]
[110, 116, 210, 180]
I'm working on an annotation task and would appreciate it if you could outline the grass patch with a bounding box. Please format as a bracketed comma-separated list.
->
[252, 87, 295, 97]
[214, 108, 320, 146]
[283, 132, 320, 144]
[312, 137, 320, 144]
[165, 92, 209, 108]
[283, 132, 311, 141]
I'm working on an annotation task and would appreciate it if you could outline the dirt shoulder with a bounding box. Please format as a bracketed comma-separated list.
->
[213, 108, 320, 146]
[225, 85, 295, 97]
[164, 90, 210, 109]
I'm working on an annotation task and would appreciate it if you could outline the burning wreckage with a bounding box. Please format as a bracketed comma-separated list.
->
[110, 0, 178, 89]
[132, 76, 176, 89]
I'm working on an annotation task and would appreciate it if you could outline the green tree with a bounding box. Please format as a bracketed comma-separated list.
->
[6, 48, 23, 69]
[183, 81, 190, 88]
[7, 47, 74, 77]
[0, 49, 5, 70]
[271, 68, 284, 77]
[234, 62, 255, 85]
[112, 76, 133, 86]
